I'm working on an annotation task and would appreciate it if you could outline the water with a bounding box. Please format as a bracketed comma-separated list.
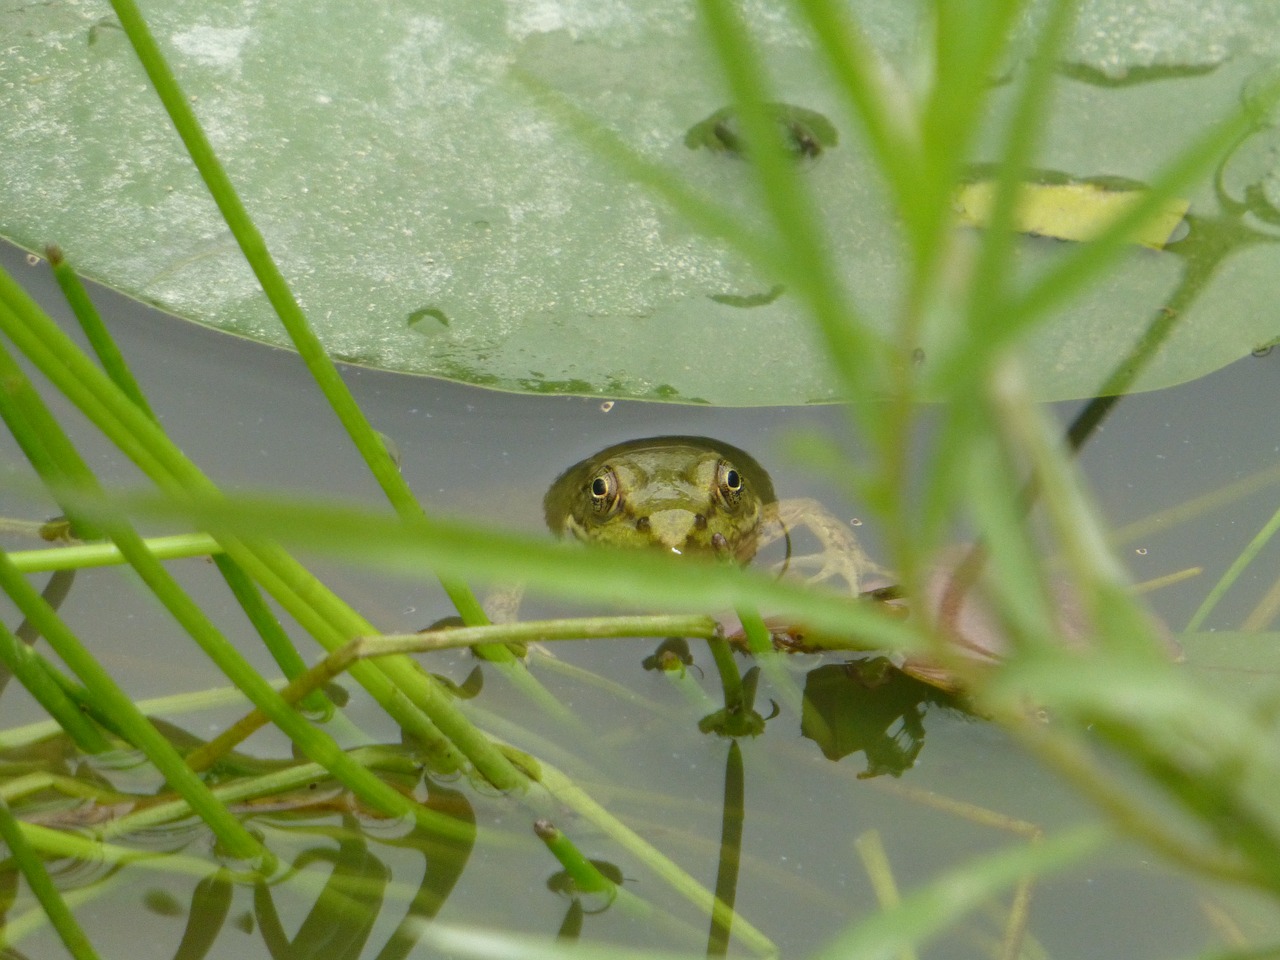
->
[2, 239, 1279, 958]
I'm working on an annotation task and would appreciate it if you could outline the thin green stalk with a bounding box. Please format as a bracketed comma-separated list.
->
[47, 248, 337, 721]
[96, 746, 473, 844]
[517, 74, 778, 270]
[697, 0, 885, 408]
[1185, 502, 1280, 631]
[0, 328, 525, 821]
[533, 819, 618, 899]
[0, 334, 101, 541]
[902, 0, 1025, 298]
[734, 605, 802, 715]
[45, 247, 335, 717]
[707, 740, 745, 957]
[0, 342, 272, 857]
[965, 0, 1079, 336]
[0, 796, 101, 960]
[0, 551, 266, 863]
[45, 244, 154, 421]
[185, 615, 718, 770]
[706, 635, 745, 710]
[0, 771, 134, 807]
[0, 282, 522, 787]
[96, 487, 919, 655]
[812, 824, 1106, 960]
[6, 532, 223, 572]
[854, 830, 918, 960]
[212, 552, 331, 716]
[696, 0, 910, 574]
[0, 616, 108, 753]
[103, 0, 490, 631]
[792, 0, 926, 233]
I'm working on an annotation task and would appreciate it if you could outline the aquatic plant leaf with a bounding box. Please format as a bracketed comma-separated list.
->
[2, 1, 1280, 404]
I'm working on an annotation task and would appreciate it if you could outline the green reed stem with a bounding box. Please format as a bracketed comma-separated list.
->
[0, 547, 266, 863]
[0, 615, 107, 753]
[0, 281, 523, 788]
[0, 796, 101, 960]
[6, 533, 222, 572]
[0, 328, 526, 816]
[46, 246, 336, 718]
[697, 0, 882, 408]
[96, 745, 472, 844]
[185, 615, 718, 770]
[211, 552, 332, 717]
[45, 244, 155, 422]
[533, 819, 618, 899]
[706, 740, 745, 957]
[965, 0, 1079, 338]
[103, 0, 493, 634]
[1185, 501, 1280, 631]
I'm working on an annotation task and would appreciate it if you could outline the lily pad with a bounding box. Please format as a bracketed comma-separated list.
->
[2, 1, 1280, 404]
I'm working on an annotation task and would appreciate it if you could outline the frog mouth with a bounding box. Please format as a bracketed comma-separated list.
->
[647, 509, 703, 554]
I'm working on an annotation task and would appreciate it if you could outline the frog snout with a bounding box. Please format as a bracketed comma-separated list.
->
[647, 509, 701, 554]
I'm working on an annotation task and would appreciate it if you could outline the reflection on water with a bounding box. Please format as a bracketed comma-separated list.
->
[801, 659, 965, 779]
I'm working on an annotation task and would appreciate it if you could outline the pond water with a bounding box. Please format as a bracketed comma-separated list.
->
[2, 236, 1280, 958]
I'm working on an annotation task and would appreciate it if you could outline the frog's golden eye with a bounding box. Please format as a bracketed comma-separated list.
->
[716, 461, 743, 505]
[589, 468, 620, 513]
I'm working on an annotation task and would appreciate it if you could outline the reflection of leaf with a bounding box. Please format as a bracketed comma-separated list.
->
[255, 827, 389, 960]
[801, 660, 960, 778]
[3, 4, 1280, 402]
[371, 782, 476, 960]
[172, 871, 232, 960]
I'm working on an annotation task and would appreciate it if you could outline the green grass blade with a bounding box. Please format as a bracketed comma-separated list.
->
[0, 612, 107, 753]
[963, 0, 1079, 336]
[698, 0, 885, 395]
[6, 533, 222, 572]
[103, 0, 490, 628]
[0, 796, 101, 960]
[76, 487, 919, 655]
[810, 824, 1106, 960]
[913, 0, 1026, 269]
[0, 547, 267, 863]
[0, 270, 526, 786]
[791, 0, 926, 235]
[1186, 501, 1280, 631]
[211, 551, 333, 717]
[45, 244, 156, 422]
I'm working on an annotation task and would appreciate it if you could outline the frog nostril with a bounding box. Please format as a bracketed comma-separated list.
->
[694, 514, 707, 530]
[636, 517, 650, 532]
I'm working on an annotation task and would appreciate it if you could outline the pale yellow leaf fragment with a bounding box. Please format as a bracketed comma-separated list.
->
[955, 180, 1190, 250]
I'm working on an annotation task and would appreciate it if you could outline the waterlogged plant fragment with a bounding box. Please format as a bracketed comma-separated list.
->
[955, 174, 1191, 249]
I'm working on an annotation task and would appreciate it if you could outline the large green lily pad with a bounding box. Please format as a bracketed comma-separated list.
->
[2, 1, 1280, 404]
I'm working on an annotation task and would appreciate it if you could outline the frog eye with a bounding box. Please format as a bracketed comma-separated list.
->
[589, 468, 620, 513]
[716, 461, 743, 505]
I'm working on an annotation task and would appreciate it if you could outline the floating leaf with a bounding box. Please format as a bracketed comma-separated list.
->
[2, 1, 1280, 403]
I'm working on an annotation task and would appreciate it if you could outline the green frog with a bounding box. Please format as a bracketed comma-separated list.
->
[541, 435, 879, 591]
[485, 435, 879, 625]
